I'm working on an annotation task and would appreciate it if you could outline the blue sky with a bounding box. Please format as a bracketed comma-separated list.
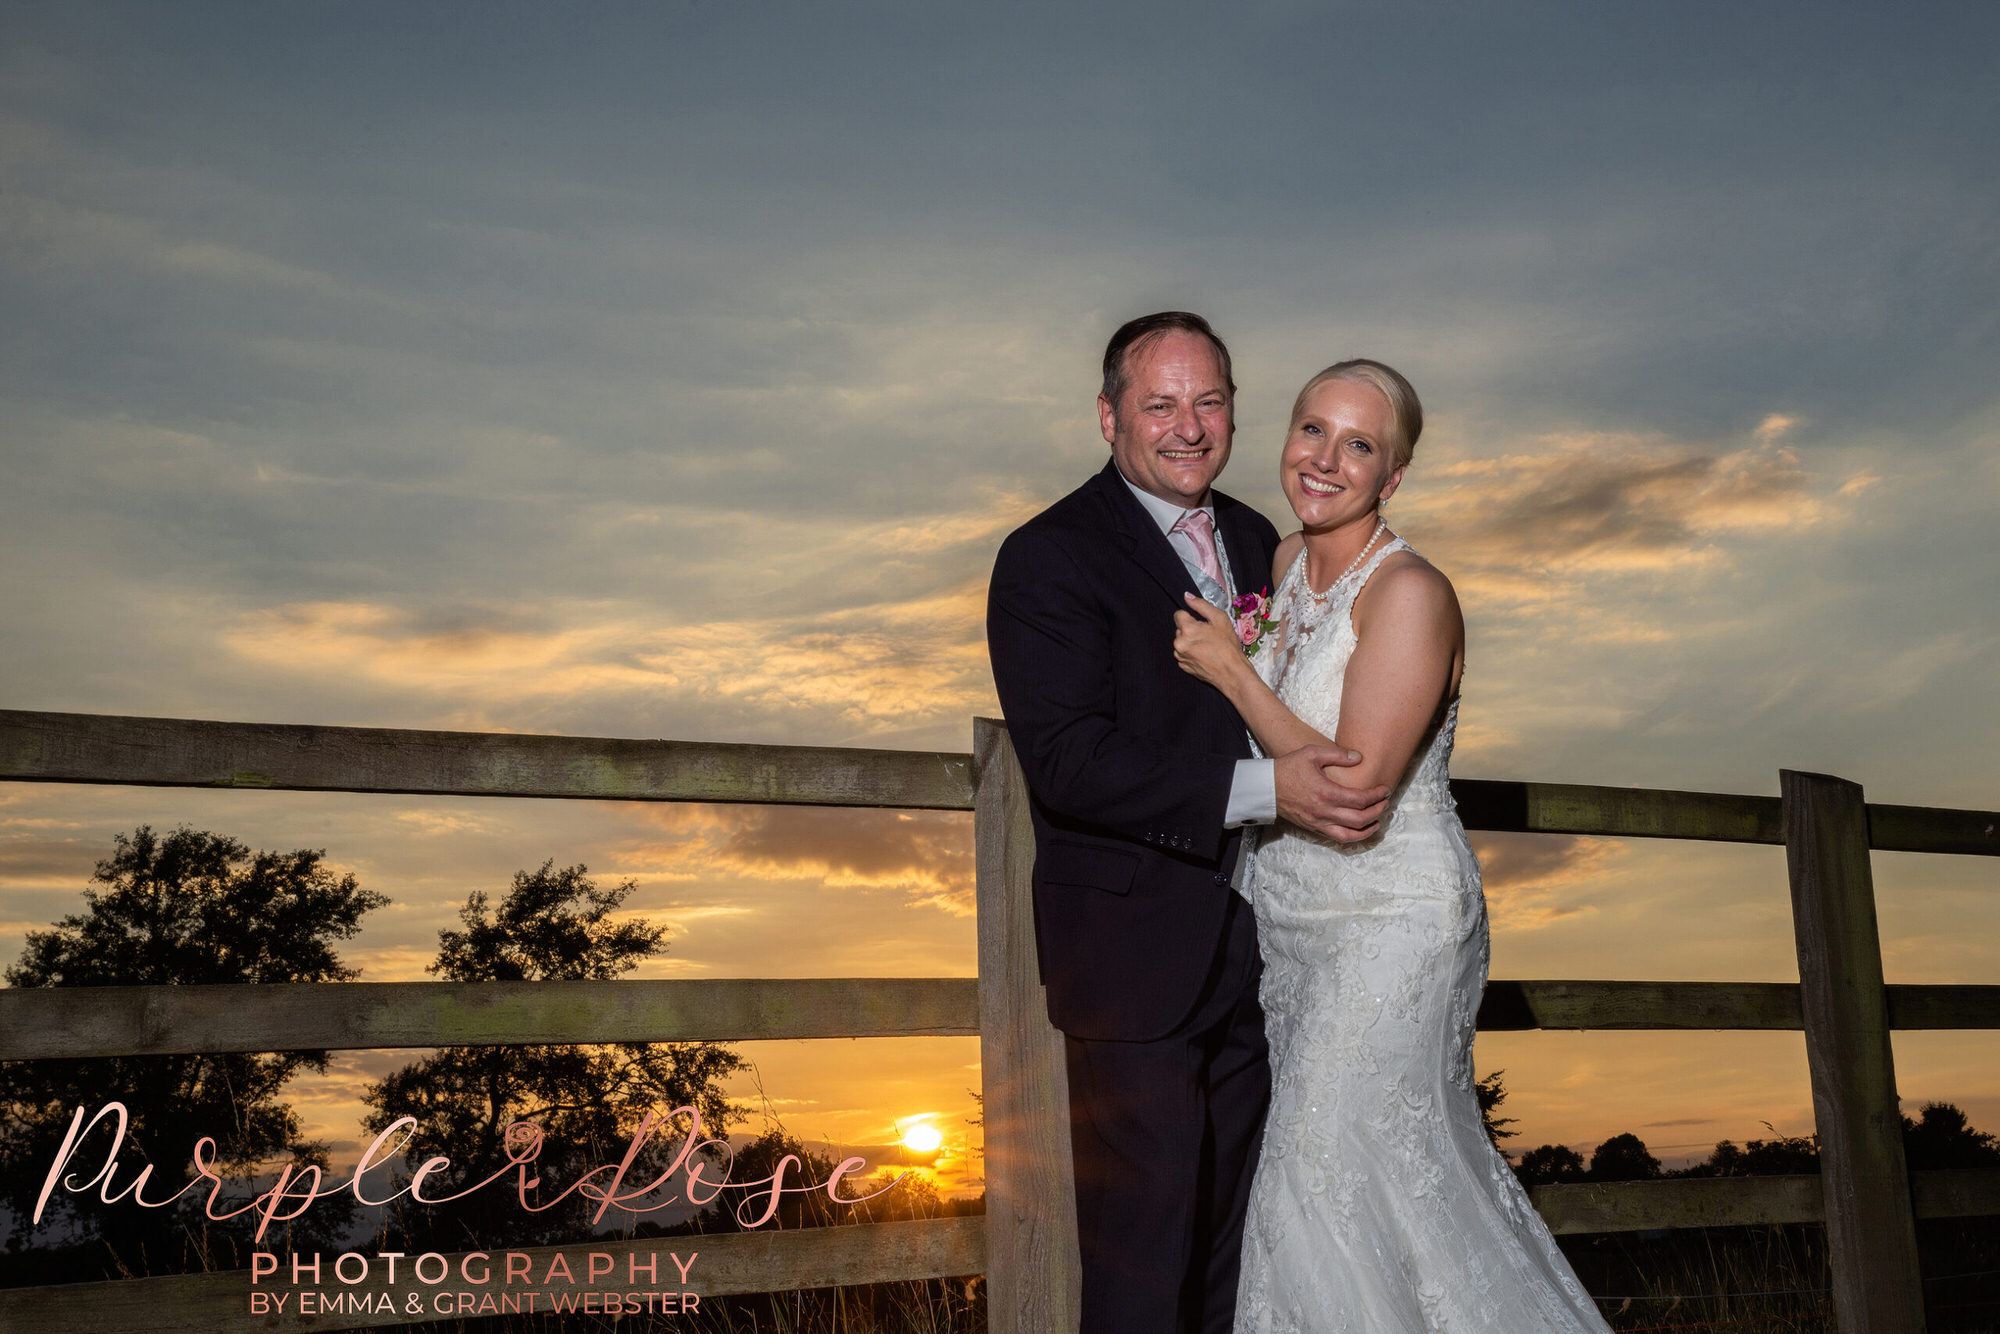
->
[3, 1, 1997, 1176]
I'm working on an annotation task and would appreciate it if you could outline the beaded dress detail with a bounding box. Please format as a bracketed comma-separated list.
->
[1234, 538, 1610, 1333]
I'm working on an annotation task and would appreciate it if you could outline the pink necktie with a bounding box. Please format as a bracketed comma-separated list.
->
[1173, 509, 1224, 590]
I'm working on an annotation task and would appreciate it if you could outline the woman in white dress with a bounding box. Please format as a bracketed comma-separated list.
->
[1172, 360, 1612, 1333]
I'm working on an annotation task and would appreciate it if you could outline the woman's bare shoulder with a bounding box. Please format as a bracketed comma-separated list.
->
[1271, 531, 1306, 585]
[1358, 548, 1461, 622]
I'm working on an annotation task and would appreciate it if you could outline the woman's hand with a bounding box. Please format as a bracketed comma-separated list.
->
[1174, 593, 1250, 691]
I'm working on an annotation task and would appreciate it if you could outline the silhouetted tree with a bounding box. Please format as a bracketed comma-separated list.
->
[1589, 1132, 1662, 1181]
[1514, 1144, 1587, 1186]
[1673, 1125, 1818, 1177]
[1673, 1103, 1999, 1181]
[1678, 1138, 1749, 1177]
[1902, 1101, 2000, 1170]
[683, 1125, 934, 1234]
[1476, 1070, 1519, 1148]
[361, 862, 744, 1249]
[1739, 1127, 1819, 1175]
[0, 826, 384, 1275]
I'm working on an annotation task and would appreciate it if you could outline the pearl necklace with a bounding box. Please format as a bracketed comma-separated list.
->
[1306, 516, 1388, 600]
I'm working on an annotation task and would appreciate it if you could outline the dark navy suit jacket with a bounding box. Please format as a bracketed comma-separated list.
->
[986, 459, 1282, 1041]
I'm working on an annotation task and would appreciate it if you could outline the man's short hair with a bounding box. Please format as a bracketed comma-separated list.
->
[1100, 311, 1236, 413]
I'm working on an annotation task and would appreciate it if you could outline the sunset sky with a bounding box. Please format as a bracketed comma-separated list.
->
[3, 1, 1997, 1201]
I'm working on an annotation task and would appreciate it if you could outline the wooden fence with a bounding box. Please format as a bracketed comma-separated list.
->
[0, 706, 1996, 1333]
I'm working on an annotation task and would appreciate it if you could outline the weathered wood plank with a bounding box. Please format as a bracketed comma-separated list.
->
[8, 710, 1992, 853]
[974, 719, 1080, 1334]
[1477, 980, 1997, 1032]
[7, 976, 1985, 1064]
[1452, 778, 1783, 843]
[1885, 984, 2000, 1030]
[1868, 801, 2000, 857]
[1476, 980, 1803, 1030]
[1528, 1168, 2000, 1235]
[1531, 1174, 1825, 1234]
[1910, 1166, 2000, 1220]
[8, 977, 1987, 1063]
[0, 709, 976, 809]
[0, 978, 981, 1060]
[1782, 769, 1924, 1334]
[0, 1216, 986, 1334]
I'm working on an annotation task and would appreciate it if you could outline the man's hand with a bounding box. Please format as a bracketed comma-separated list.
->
[1273, 745, 1390, 843]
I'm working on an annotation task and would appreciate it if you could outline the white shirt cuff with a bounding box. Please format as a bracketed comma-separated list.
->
[1224, 758, 1277, 827]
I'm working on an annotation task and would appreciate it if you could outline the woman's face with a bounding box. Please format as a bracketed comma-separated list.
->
[1279, 378, 1407, 533]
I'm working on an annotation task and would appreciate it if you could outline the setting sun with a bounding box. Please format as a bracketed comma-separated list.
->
[901, 1120, 944, 1155]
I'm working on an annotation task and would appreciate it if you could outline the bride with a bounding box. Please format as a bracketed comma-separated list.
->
[1172, 360, 1611, 1333]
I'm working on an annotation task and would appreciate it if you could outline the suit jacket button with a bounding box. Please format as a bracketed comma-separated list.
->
[1213, 873, 1229, 886]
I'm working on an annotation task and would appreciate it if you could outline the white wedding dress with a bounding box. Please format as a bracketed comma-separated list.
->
[1233, 538, 1610, 1333]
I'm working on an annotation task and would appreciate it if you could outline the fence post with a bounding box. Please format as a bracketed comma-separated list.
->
[1781, 769, 1925, 1333]
[974, 718, 1080, 1333]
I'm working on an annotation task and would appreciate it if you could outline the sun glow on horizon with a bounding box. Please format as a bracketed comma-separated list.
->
[901, 1119, 944, 1155]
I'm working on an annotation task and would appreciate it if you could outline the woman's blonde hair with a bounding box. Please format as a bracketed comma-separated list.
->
[1289, 359, 1424, 466]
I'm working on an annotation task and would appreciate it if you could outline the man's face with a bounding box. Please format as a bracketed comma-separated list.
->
[1099, 329, 1234, 507]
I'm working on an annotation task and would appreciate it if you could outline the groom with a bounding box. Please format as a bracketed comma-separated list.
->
[986, 311, 1389, 1333]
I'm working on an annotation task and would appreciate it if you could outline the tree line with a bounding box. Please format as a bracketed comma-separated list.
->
[0, 825, 755, 1284]
[1479, 1073, 2000, 1184]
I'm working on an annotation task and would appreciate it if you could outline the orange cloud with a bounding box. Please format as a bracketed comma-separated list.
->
[716, 808, 975, 915]
[1469, 832, 1621, 931]
[1754, 413, 1802, 444]
[221, 583, 996, 738]
[1400, 434, 1831, 588]
[620, 805, 976, 918]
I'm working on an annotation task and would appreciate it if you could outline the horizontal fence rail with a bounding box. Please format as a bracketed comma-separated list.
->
[1530, 1167, 2000, 1235]
[5, 709, 1994, 853]
[0, 977, 983, 1061]
[1477, 980, 2000, 1031]
[8, 979, 1998, 1062]
[0, 709, 977, 811]
[1452, 778, 1784, 845]
[0, 1216, 987, 1334]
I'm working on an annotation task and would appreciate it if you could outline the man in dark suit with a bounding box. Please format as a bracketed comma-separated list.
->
[986, 311, 1390, 1333]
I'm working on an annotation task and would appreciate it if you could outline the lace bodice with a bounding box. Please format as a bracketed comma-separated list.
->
[1240, 537, 1459, 903]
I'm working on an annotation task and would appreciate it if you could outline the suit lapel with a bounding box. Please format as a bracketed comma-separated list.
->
[1093, 461, 1199, 606]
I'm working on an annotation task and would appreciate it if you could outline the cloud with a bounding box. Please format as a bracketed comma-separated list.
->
[393, 810, 493, 836]
[0, 828, 102, 886]
[617, 805, 976, 919]
[1754, 414, 1801, 444]
[1468, 833, 1619, 931]
[712, 807, 974, 916]
[217, 578, 998, 744]
[2, 191, 341, 293]
[1398, 432, 1837, 590]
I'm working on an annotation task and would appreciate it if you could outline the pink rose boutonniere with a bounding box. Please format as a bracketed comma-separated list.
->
[1231, 587, 1278, 658]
